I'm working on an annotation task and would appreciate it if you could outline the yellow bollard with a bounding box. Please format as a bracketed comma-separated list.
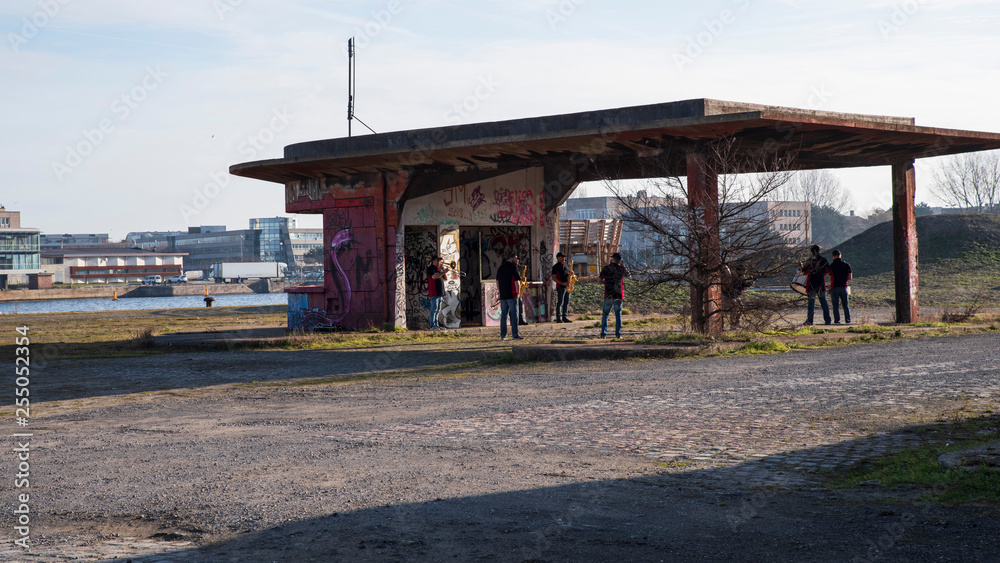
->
[112, 290, 118, 300]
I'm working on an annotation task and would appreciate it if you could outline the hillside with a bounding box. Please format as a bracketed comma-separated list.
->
[833, 214, 1000, 307]
[833, 214, 1000, 275]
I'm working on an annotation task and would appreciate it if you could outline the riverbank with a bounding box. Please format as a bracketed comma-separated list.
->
[0, 280, 306, 301]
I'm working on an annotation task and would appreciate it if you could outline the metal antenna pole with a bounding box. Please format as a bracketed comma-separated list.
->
[347, 37, 354, 137]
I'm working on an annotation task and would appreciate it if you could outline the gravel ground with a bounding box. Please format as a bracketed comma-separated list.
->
[4, 330, 1000, 562]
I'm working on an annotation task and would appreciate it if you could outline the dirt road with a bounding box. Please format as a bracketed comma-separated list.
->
[6, 331, 1000, 562]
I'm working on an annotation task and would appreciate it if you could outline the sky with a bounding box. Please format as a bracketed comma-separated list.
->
[3, 0, 999, 240]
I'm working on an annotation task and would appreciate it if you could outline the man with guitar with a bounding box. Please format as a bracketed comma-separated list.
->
[549, 252, 572, 323]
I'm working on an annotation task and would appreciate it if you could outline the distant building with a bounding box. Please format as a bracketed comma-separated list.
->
[41, 247, 185, 284]
[0, 207, 41, 288]
[40, 233, 111, 249]
[560, 196, 812, 268]
[170, 227, 260, 275]
[125, 230, 183, 251]
[249, 217, 322, 270]
[289, 227, 324, 267]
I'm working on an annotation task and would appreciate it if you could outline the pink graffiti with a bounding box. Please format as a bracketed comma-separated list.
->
[494, 188, 536, 225]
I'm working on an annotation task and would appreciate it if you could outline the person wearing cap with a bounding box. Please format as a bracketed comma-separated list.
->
[426, 256, 446, 330]
[495, 252, 522, 340]
[549, 252, 571, 323]
[598, 252, 631, 338]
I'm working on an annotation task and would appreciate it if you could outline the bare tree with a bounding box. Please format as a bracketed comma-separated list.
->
[776, 169, 854, 214]
[931, 151, 1000, 212]
[603, 138, 802, 334]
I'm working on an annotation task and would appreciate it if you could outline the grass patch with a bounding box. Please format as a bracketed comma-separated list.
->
[636, 332, 712, 345]
[828, 414, 1000, 504]
[731, 339, 789, 355]
[622, 316, 676, 329]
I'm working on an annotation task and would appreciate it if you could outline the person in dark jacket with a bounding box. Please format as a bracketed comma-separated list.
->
[799, 244, 832, 325]
[549, 252, 571, 323]
[425, 257, 446, 330]
[828, 249, 852, 324]
[598, 252, 631, 338]
[495, 252, 522, 340]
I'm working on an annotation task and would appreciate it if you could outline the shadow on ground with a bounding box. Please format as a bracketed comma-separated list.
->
[33, 346, 493, 403]
[106, 434, 1000, 563]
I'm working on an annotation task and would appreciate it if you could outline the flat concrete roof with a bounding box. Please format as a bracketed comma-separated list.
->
[231, 98, 1000, 184]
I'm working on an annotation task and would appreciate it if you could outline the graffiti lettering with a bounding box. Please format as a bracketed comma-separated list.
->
[494, 188, 536, 225]
[468, 185, 486, 211]
[442, 184, 466, 207]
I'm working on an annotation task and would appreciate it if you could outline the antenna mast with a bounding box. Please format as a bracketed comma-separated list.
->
[347, 37, 354, 137]
[346, 37, 376, 137]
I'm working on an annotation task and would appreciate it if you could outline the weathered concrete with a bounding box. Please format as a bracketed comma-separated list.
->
[892, 160, 920, 323]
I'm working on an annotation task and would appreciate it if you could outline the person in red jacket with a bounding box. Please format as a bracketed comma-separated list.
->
[495, 252, 522, 340]
[799, 244, 832, 325]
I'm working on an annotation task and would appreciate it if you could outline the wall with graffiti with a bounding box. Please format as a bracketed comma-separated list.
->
[300, 198, 385, 330]
[403, 226, 437, 329]
[401, 168, 547, 231]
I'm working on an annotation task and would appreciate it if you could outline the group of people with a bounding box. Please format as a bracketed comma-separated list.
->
[426, 251, 632, 340]
[427, 244, 847, 335]
[800, 244, 853, 325]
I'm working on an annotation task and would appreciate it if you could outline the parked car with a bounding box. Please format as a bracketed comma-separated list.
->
[142, 275, 162, 285]
[166, 274, 187, 283]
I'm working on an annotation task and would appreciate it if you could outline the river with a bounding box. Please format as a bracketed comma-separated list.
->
[0, 292, 288, 315]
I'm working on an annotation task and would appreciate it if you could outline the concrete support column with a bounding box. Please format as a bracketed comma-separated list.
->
[686, 151, 723, 334]
[385, 171, 409, 328]
[892, 159, 919, 323]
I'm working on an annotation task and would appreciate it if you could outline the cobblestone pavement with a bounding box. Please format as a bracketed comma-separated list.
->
[8, 329, 999, 562]
[328, 355, 999, 489]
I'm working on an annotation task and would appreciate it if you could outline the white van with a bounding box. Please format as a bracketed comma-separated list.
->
[142, 275, 162, 285]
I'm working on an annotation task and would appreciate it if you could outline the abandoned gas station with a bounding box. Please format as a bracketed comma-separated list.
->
[230, 98, 1000, 332]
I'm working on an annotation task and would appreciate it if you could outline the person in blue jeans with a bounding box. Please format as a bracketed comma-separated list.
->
[425, 257, 446, 330]
[828, 249, 852, 324]
[599, 253, 631, 338]
[495, 252, 522, 340]
[800, 244, 832, 325]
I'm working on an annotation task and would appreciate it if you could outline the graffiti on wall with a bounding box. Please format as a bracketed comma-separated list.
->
[327, 227, 356, 324]
[404, 226, 436, 329]
[402, 168, 546, 229]
[319, 200, 384, 330]
[493, 188, 536, 226]
[393, 225, 406, 328]
[439, 228, 461, 329]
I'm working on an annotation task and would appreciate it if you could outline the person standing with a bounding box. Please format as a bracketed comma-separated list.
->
[799, 244, 832, 326]
[549, 252, 571, 323]
[496, 252, 522, 340]
[599, 252, 631, 339]
[829, 249, 853, 324]
[426, 257, 446, 330]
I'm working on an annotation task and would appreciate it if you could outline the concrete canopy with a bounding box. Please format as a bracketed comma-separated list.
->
[231, 98, 1000, 185]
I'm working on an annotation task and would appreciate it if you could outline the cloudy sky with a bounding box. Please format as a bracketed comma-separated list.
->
[3, 0, 998, 239]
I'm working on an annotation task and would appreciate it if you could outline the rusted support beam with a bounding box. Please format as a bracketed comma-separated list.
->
[891, 159, 919, 323]
[686, 151, 723, 334]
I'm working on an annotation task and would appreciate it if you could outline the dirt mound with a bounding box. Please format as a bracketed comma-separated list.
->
[833, 214, 1000, 275]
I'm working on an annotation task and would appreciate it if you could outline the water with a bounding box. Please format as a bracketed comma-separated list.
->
[0, 292, 288, 315]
